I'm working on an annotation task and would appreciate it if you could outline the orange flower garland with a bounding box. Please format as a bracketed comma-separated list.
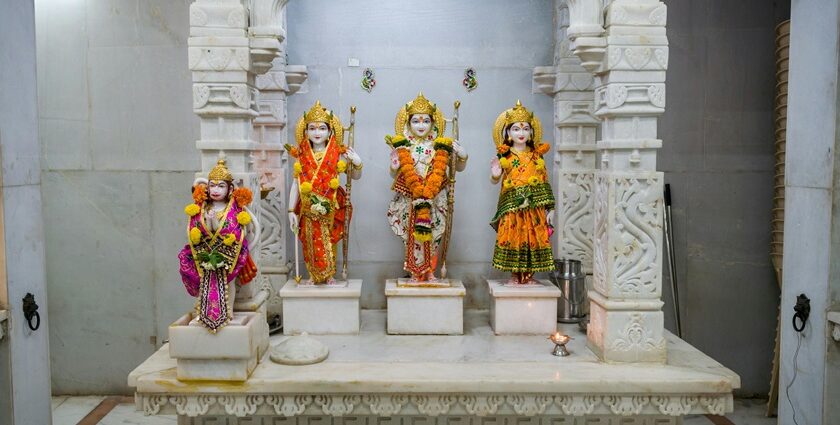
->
[395, 145, 450, 201]
[192, 184, 207, 205]
[232, 187, 253, 207]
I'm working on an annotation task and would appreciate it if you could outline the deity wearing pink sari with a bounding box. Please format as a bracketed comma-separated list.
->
[178, 159, 259, 332]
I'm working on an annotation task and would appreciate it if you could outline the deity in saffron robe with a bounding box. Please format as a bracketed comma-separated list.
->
[490, 101, 555, 284]
[287, 101, 362, 285]
[178, 159, 259, 332]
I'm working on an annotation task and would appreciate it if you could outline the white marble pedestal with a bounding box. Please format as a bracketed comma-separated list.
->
[488, 279, 561, 335]
[168, 311, 268, 381]
[385, 279, 465, 335]
[280, 279, 362, 335]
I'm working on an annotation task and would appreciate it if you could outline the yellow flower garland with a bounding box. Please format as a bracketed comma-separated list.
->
[293, 162, 302, 177]
[184, 204, 200, 217]
[337, 160, 347, 173]
[329, 178, 340, 189]
[237, 211, 251, 225]
[300, 181, 313, 195]
[499, 157, 511, 169]
[223, 233, 236, 246]
[189, 227, 202, 244]
[528, 176, 541, 186]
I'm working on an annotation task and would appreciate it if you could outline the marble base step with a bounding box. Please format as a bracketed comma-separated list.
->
[168, 311, 268, 381]
[385, 278, 465, 335]
[488, 279, 561, 335]
[280, 279, 362, 335]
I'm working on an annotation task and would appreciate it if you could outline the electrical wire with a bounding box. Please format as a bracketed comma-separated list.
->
[784, 330, 803, 425]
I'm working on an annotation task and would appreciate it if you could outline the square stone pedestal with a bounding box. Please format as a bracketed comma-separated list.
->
[168, 311, 267, 381]
[280, 279, 362, 335]
[385, 279, 465, 335]
[488, 279, 561, 335]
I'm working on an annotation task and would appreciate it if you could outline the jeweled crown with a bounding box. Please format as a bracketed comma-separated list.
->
[406, 92, 436, 116]
[303, 100, 332, 124]
[504, 100, 534, 127]
[208, 159, 233, 182]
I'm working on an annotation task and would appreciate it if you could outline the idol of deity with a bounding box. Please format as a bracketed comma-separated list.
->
[178, 159, 259, 332]
[287, 101, 363, 285]
[490, 101, 555, 284]
[386, 93, 468, 283]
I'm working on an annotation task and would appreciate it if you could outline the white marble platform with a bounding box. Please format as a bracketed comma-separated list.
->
[168, 311, 267, 381]
[280, 279, 362, 335]
[385, 279, 465, 335]
[488, 279, 561, 335]
[130, 310, 739, 419]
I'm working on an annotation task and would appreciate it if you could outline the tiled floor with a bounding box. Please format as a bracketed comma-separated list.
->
[52, 396, 776, 424]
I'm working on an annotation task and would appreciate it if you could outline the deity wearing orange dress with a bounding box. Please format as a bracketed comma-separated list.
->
[287, 101, 362, 285]
[489, 101, 555, 284]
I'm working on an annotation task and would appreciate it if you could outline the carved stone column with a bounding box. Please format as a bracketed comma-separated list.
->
[188, 0, 282, 308]
[252, 4, 308, 317]
[533, 0, 598, 275]
[568, 0, 669, 363]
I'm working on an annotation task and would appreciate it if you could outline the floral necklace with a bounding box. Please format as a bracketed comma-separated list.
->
[392, 135, 452, 200]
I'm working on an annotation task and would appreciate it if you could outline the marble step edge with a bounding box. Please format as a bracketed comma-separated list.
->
[135, 392, 733, 418]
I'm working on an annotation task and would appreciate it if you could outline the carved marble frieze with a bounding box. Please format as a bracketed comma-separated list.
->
[138, 392, 731, 418]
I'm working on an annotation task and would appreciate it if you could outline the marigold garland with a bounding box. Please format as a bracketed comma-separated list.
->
[329, 178, 340, 189]
[232, 187, 253, 207]
[300, 181, 313, 195]
[395, 144, 450, 200]
[223, 233, 236, 246]
[185, 204, 200, 217]
[189, 227, 202, 244]
[536, 158, 545, 170]
[337, 160, 347, 173]
[293, 162, 302, 177]
[237, 211, 251, 225]
[192, 184, 207, 205]
[528, 176, 542, 186]
[499, 157, 512, 169]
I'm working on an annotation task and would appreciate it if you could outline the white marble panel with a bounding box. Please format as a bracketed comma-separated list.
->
[43, 171, 156, 394]
[86, 0, 190, 48]
[88, 45, 199, 171]
[780, 186, 832, 425]
[281, 280, 362, 335]
[386, 280, 464, 335]
[34, 0, 90, 122]
[2, 184, 52, 422]
[488, 280, 560, 335]
[39, 118, 92, 171]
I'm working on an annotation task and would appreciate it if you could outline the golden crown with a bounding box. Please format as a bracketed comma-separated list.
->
[504, 100, 534, 127]
[303, 100, 332, 124]
[208, 158, 233, 182]
[406, 92, 436, 116]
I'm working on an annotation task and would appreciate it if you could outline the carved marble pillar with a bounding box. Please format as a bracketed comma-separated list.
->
[568, 0, 669, 363]
[188, 0, 282, 306]
[252, 4, 308, 316]
[533, 0, 598, 275]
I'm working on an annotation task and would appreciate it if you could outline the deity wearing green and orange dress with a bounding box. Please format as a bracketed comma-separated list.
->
[489, 101, 555, 285]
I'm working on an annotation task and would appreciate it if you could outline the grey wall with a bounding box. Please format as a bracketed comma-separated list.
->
[34, 0, 779, 396]
[35, 0, 197, 394]
[661, 1, 781, 396]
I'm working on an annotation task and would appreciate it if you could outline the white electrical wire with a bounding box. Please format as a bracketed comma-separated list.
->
[784, 331, 803, 425]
